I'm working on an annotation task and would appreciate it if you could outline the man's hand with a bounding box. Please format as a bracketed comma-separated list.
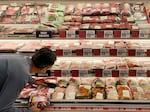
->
[34, 79, 47, 86]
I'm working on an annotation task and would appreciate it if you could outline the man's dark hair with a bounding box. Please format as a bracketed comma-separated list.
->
[32, 47, 56, 68]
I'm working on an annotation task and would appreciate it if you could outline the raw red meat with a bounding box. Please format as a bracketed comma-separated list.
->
[65, 4, 74, 15]
[92, 3, 101, 15]
[74, 4, 83, 16]
[5, 6, 20, 15]
[1, 16, 15, 24]
[83, 3, 92, 15]
[101, 3, 111, 15]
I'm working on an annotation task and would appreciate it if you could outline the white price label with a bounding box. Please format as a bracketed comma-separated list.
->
[56, 92, 64, 100]
[96, 92, 103, 100]
[123, 90, 130, 98]
[83, 48, 92, 56]
[136, 70, 146, 77]
[61, 70, 71, 77]
[117, 48, 127, 56]
[104, 30, 113, 38]
[119, 70, 128, 77]
[63, 49, 72, 56]
[103, 70, 112, 77]
[139, 30, 149, 38]
[86, 30, 95, 38]
[66, 30, 76, 38]
[136, 49, 145, 57]
[79, 70, 88, 77]
[101, 48, 110, 56]
[67, 92, 76, 100]
[121, 30, 130, 38]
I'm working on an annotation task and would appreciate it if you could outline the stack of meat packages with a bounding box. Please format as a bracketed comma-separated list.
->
[59, 2, 149, 31]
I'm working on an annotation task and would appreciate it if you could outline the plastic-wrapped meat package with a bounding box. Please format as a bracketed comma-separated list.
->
[30, 87, 54, 108]
[110, 3, 120, 15]
[80, 61, 92, 70]
[100, 16, 116, 23]
[142, 85, 150, 100]
[14, 27, 35, 34]
[100, 3, 111, 15]
[0, 42, 24, 52]
[121, 3, 132, 16]
[130, 86, 147, 100]
[106, 85, 119, 100]
[117, 77, 128, 85]
[5, 6, 20, 15]
[36, 5, 47, 16]
[1, 16, 15, 24]
[104, 62, 116, 69]
[69, 77, 80, 86]
[16, 15, 32, 24]
[126, 42, 141, 49]
[70, 61, 81, 70]
[92, 78, 105, 88]
[103, 58, 120, 64]
[92, 88, 104, 100]
[83, 3, 92, 15]
[128, 77, 139, 88]
[31, 15, 40, 24]
[92, 42, 103, 49]
[117, 62, 128, 69]
[114, 41, 127, 48]
[64, 16, 82, 22]
[0, 4, 8, 11]
[103, 41, 114, 48]
[19, 88, 36, 98]
[74, 3, 84, 16]
[92, 60, 104, 69]
[106, 77, 117, 86]
[57, 77, 69, 87]
[18, 42, 43, 52]
[44, 77, 57, 88]
[52, 87, 65, 100]
[92, 3, 101, 15]
[83, 16, 99, 23]
[69, 26, 80, 30]
[68, 42, 80, 50]
[117, 85, 133, 100]
[65, 85, 78, 99]
[101, 24, 114, 30]
[123, 59, 142, 69]
[137, 78, 149, 87]
[21, 6, 34, 15]
[80, 77, 96, 85]
[122, 16, 135, 23]
[59, 60, 71, 70]
[90, 23, 101, 29]
[134, 12, 147, 21]
[132, 4, 144, 13]
[76, 85, 91, 99]
[51, 60, 60, 70]
[80, 24, 90, 29]
[80, 40, 92, 48]
[65, 4, 74, 15]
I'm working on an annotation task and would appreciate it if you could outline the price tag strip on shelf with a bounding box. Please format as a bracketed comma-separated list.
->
[139, 29, 149, 38]
[61, 70, 71, 77]
[121, 30, 130, 38]
[63, 49, 72, 56]
[136, 69, 147, 77]
[86, 30, 95, 38]
[66, 30, 76, 38]
[79, 70, 89, 77]
[117, 48, 127, 57]
[83, 48, 92, 56]
[136, 49, 146, 57]
[119, 70, 129, 77]
[103, 69, 112, 77]
[101, 48, 110, 57]
[104, 30, 113, 38]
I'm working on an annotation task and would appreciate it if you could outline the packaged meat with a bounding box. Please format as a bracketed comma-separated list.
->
[92, 78, 105, 88]
[117, 62, 128, 69]
[117, 85, 132, 100]
[70, 61, 81, 70]
[5, 6, 20, 15]
[64, 16, 82, 22]
[123, 59, 142, 69]
[110, 3, 120, 15]
[0, 4, 8, 11]
[52, 87, 65, 100]
[57, 77, 69, 87]
[1, 16, 15, 24]
[131, 86, 147, 100]
[126, 42, 141, 49]
[21, 6, 34, 15]
[76, 85, 91, 99]
[106, 85, 119, 100]
[114, 41, 127, 48]
[83, 16, 99, 23]
[100, 16, 116, 23]
[106, 77, 117, 86]
[117, 77, 128, 85]
[92, 60, 104, 69]
[121, 3, 132, 16]
[36, 5, 47, 16]
[80, 61, 92, 70]
[19, 88, 36, 98]
[59, 61, 71, 70]
[83, 3, 92, 15]
[101, 24, 114, 30]
[142, 85, 150, 100]
[90, 23, 101, 29]
[0, 27, 16, 35]
[65, 85, 78, 100]
[92, 88, 104, 100]
[74, 3, 84, 16]
[80, 77, 95, 85]
[104, 62, 116, 69]
[65, 4, 74, 15]
[80, 24, 90, 29]
[92, 3, 101, 15]
[103, 41, 114, 48]
[128, 78, 139, 87]
[44, 77, 57, 88]
[137, 78, 149, 87]
[16, 15, 32, 24]
[101, 3, 111, 15]
[69, 77, 80, 86]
